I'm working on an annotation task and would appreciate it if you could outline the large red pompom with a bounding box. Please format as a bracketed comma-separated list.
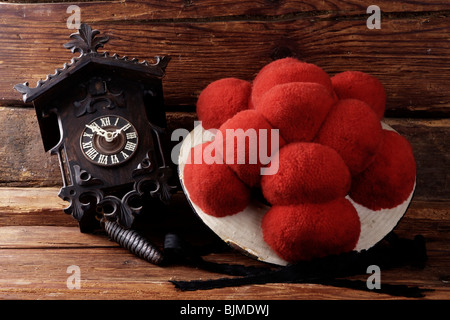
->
[350, 130, 416, 210]
[183, 142, 251, 217]
[251, 58, 334, 108]
[315, 99, 383, 176]
[196, 78, 251, 130]
[331, 71, 386, 120]
[261, 199, 361, 262]
[256, 82, 335, 143]
[261, 142, 351, 205]
[216, 109, 286, 187]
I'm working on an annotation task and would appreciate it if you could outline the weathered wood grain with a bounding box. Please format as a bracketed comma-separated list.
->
[4, 0, 450, 20]
[1, 1, 450, 113]
[0, 196, 448, 300]
[0, 246, 446, 300]
[0, 185, 448, 300]
[0, 107, 60, 187]
[0, 187, 76, 227]
[0, 246, 405, 300]
[383, 118, 450, 202]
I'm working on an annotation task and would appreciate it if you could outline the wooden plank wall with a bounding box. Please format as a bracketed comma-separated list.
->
[0, 0, 449, 300]
[0, 0, 449, 200]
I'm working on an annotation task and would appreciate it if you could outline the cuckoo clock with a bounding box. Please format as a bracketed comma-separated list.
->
[15, 24, 176, 233]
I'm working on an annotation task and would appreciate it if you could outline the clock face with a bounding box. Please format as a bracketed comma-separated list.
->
[80, 116, 139, 167]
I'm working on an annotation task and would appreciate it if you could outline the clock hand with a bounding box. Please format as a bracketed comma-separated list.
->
[86, 123, 108, 138]
[105, 129, 122, 142]
[86, 123, 129, 143]
[109, 124, 129, 140]
[111, 128, 122, 139]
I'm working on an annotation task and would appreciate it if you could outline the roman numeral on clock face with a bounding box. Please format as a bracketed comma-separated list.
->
[126, 132, 137, 139]
[85, 147, 98, 160]
[111, 154, 119, 164]
[82, 141, 93, 149]
[121, 123, 132, 132]
[100, 117, 111, 127]
[98, 154, 108, 165]
[124, 141, 137, 152]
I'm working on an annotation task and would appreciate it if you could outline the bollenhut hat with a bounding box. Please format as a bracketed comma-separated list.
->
[178, 58, 416, 266]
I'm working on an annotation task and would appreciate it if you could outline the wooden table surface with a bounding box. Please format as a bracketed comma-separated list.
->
[0, 0, 449, 302]
[0, 188, 448, 300]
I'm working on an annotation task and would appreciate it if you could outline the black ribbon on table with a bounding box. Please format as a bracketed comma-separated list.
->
[163, 232, 432, 298]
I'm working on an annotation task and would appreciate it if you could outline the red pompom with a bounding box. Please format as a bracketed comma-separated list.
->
[183, 142, 251, 217]
[261, 198, 361, 262]
[216, 110, 286, 187]
[350, 130, 416, 210]
[251, 58, 334, 108]
[331, 71, 386, 120]
[196, 78, 252, 130]
[315, 99, 383, 176]
[256, 82, 335, 143]
[261, 142, 351, 205]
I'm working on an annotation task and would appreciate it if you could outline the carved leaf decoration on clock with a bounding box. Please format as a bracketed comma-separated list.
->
[64, 23, 109, 55]
[98, 195, 137, 229]
[74, 77, 126, 117]
[58, 187, 103, 222]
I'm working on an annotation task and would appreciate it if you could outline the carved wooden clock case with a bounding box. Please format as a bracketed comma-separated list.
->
[15, 24, 176, 235]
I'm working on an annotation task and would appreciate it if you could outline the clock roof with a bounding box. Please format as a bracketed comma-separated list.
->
[14, 23, 170, 104]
